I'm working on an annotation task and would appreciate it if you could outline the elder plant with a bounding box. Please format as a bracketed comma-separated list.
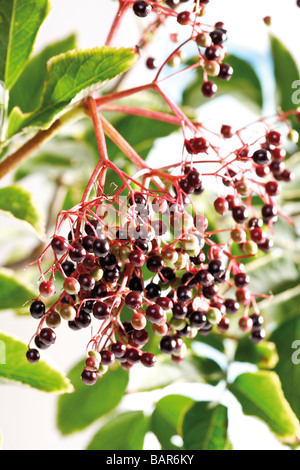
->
[1, 0, 300, 450]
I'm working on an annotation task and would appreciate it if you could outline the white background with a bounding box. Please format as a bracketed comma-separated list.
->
[0, 0, 299, 451]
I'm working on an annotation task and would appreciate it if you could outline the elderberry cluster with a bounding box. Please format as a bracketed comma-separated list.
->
[25, 1, 298, 386]
[132, 0, 233, 98]
[25, 116, 296, 385]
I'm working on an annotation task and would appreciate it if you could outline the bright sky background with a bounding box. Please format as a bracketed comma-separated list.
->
[1, 0, 300, 451]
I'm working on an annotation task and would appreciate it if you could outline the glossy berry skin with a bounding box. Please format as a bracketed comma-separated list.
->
[125, 291, 143, 310]
[214, 197, 229, 215]
[262, 204, 278, 222]
[125, 348, 142, 364]
[145, 283, 161, 300]
[133, 0, 151, 17]
[129, 276, 143, 293]
[187, 169, 202, 189]
[266, 130, 281, 146]
[146, 304, 165, 324]
[250, 328, 266, 344]
[81, 369, 97, 386]
[78, 273, 95, 292]
[100, 350, 115, 366]
[110, 341, 126, 359]
[234, 272, 250, 288]
[239, 316, 253, 333]
[93, 238, 110, 258]
[129, 250, 146, 267]
[30, 300, 45, 319]
[69, 243, 86, 263]
[39, 281, 56, 298]
[26, 348, 40, 364]
[141, 352, 156, 368]
[147, 255, 164, 273]
[75, 310, 92, 329]
[100, 253, 117, 270]
[252, 148, 272, 166]
[210, 28, 227, 45]
[39, 328, 56, 346]
[217, 316, 230, 333]
[265, 181, 280, 196]
[159, 336, 178, 354]
[250, 314, 264, 331]
[92, 301, 110, 320]
[189, 311, 207, 328]
[146, 57, 158, 69]
[51, 237, 69, 255]
[131, 329, 149, 346]
[177, 11, 190, 25]
[201, 81, 217, 98]
[204, 45, 221, 61]
[218, 63, 233, 80]
[232, 205, 249, 224]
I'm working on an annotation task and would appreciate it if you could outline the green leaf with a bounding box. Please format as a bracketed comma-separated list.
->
[270, 34, 300, 112]
[182, 54, 263, 111]
[0, 331, 73, 393]
[270, 315, 300, 421]
[7, 46, 137, 137]
[234, 337, 279, 370]
[0, 0, 50, 89]
[134, 353, 224, 392]
[182, 402, 231, 450]
[245, 252, 300, 298]
[151, 395, 194, 450]
[0, 268, 37, 310]
[87, 411, 148, 450]
[229, 371, 300, 444]
[14, 139, 96, 182]
[0, 185, 45, 236]
[57, 360, 129, 435]
[9, 34, 77, 113]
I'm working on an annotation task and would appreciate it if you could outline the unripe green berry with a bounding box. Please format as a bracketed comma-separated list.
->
[243, 240, 258, 256]
[287, 129, 299, 143]
[98, 364, 108, 375]
[206, 307, 222, 325]
[195, 32, 212, 48]
[174, 252, 189, 270]
[169, 317, 187, 331]
[204, 60, 220, 77]
[162, 248, 179, 267]
[60, 305, 76, 321]
[119, 246, 131, 263]
[92, 268, 104, 281]
[88, 350, 101, 362]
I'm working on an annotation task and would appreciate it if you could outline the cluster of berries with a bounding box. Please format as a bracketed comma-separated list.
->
[132, 0, 232, 97]
[25, 0, 298, 385]
[25, 117, 296, 385]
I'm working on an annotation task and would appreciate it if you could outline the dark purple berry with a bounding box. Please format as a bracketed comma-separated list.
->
[30, 300, 45, 319]
[26, 348, 40, 364]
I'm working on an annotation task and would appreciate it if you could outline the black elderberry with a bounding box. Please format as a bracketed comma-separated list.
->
[133, 1, 152, 17]
[159, 336, 178, 354]
[93, 238, 110, 258]
[39, 328, 56, 346]
[30, 300, 45, 319]
[218, 63, 233, 80]
[129, 276, 143, 292]
[145, 282, 161, 300]
[74, 310, 92, 329]
[61, 260, 76, 276]
[210, 28, 227, 45]
[26, 348, 40, 364]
